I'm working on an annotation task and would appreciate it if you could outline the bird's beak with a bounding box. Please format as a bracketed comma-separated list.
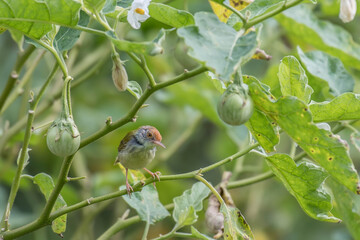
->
[153, 141, 166, 148]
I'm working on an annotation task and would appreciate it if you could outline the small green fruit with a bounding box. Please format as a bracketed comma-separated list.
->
[46, 117, 80, 157]
[217, 83, 254, 125]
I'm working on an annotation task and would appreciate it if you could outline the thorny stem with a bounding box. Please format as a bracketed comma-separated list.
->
[1, 66, 207, 240]
[79, 66, 208, 149]
[244, 0, 305, 29]
[0, 45, 36, 112]
[3, 117, 357, 239]
[0, 64, 59, 231]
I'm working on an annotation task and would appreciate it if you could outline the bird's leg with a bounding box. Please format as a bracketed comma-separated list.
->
[125, 168, 133, 197]
[143, 168, 161, 188]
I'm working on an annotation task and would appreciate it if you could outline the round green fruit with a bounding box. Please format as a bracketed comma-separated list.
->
[46, 117, 80, 157]
[217, 83, 254, 125]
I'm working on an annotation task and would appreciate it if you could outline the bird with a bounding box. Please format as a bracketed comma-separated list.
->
[115, 125, 165, 196]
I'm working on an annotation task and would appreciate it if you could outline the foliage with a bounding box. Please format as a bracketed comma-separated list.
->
[0, 0, 359, 240]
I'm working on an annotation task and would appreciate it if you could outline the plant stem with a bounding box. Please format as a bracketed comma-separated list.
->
[72, 25, 108, 37]
[141, 220, 150, 240]
[51, 142, 259, 220]
[1, 66, 207, 239]
[0, 45, 36, 112]
[195, 175, 225, 205]
[128, 53, 156, 88]
[152, 225, 178, 240]
[97, 204, 174, 240]
[39, 155, 74, 222]
[244, 0, 304, 29]
[218, 2, 246, 24]
[79, 66, 208, 149]
[0, 55, 108, 155]
[30, 39, 68, 77]
[172, 232, 193, 238]
[94, 11, 113, 31]
[0, 64, 59, 231]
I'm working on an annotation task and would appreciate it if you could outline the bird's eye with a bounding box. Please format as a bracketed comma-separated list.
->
[147, 132, 153, 138]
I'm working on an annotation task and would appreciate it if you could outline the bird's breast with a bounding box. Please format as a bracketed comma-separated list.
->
[117, 147, 156, 169]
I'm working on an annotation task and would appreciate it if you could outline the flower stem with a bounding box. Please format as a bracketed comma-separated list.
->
[0, 64, 59, 231]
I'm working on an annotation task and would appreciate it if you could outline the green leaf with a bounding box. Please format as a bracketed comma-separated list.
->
[221, 205, 254, 240]
[297, 47, 354, 96]
[350, 132, 360, 152]
[328, 178, 360, 239]
[122, 185, 170, 224]
[266, 154, 340, 222]
[9, 29, 23, 51]
[177, 12, 258, 81]
[309, 93, 360, 122]
[54, 11, 90, 52]
[278, 56, 313, 103]
[245, 109, 279, 153]
[277, 5, 360, 69]
[191, 226, 215, 240]
[245, 76, 360, 193]
[102, 0, 116, 14]
[33, 173, 67, 234]
[0, 0, 81, 39]
[240, 0, 284, 20]
[173, 182, 210, 228]
[149, 3, 194, 28]
[117, 0, 132, 8]
[110, 28, 167, 56]
[262, 64, 282, 99]
[127, 81, 143, 99]
[83, 0, 106, 14]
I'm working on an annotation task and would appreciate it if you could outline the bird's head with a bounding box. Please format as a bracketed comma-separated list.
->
[135, 126, 165, 149]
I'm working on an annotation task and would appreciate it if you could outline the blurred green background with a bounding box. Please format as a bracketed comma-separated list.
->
[0, 0, 360, 239]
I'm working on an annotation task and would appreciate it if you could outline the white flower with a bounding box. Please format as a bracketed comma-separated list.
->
[127, 0, 151, 29]
[339, 0, 357, 23]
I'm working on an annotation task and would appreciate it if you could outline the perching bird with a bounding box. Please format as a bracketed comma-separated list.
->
[115, 125, 165, 196]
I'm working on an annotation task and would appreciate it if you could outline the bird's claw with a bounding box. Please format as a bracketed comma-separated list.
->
[126, 182, 133, 197]
[152, 171, 161, 181]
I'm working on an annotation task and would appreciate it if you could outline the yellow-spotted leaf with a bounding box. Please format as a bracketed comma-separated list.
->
[310, 93, 360, 123]
[221, 205, 254, 240]
[278, 56, 313, 103]
[245, 109, 279, 152]
[209, 0, 252, 22]
[244, 76, 360, 194]
[266, 154, 340, 222]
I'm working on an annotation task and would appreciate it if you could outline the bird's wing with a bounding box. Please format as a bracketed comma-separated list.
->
[118, 130, 136, 152]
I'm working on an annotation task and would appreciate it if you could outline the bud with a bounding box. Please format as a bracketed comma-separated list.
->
[217, 83, 254, 125]
[46, 117, 80, 157]
[112, 55, 128, 91]
[339, 0, 357, 23]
